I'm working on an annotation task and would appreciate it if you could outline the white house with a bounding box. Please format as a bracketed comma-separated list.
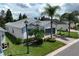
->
[5, 18, 68, 39]
[0, 27, 5, 56]
[40, 19, 69, 35]
[5, 19, 36, 39]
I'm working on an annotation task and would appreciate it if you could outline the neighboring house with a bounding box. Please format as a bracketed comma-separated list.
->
[40, 19, 69, 35]
[0, 27, 5, 56]
[5, 19, 36, 39]
[5, 18, 68, 39]
[61, 20, 75, 29]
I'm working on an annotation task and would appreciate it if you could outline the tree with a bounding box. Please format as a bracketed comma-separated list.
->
[0, 18, 6, 28]
[18, 13, 23, 20]
[42, 4, 59, 38]
[0, 10, 5, 18]
[30, 28, 44, 39]
[5, 9, 13, 22]
[23, 14, 27, 19]
[0, 10, 6, 28]
[60, 12, 75, 36]
[73, 16, 79, 29]
[72, 11, 79, 29]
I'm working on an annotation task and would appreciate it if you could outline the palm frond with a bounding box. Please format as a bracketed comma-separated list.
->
[41, 4, 60, 18]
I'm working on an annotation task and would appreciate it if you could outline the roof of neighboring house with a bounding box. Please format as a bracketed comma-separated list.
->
[40, 19, 67, 24]
[0, 27, 5, 32]
[5, 18, 67, 29]
[5, 18, 36, 28]
[53, 19, 67, 24]
[40, 17, 67, 24]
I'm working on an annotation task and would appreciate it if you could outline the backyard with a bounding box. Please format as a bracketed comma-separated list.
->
[57, 31, 79, 39]
[4, 36, 65, 56]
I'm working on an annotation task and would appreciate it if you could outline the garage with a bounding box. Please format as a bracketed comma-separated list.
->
[45, 28, 55, 35]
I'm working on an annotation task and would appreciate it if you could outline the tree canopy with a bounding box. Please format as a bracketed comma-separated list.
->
[5, 9, 13, 22]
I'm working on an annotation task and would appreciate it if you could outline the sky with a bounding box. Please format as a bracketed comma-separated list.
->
[0, 3, 79, 19]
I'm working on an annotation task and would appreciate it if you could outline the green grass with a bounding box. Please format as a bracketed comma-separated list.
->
[4, 36, 65, 56]
[57, 31, 79, 39]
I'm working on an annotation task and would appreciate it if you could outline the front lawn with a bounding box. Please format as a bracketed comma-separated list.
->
[4, 36, 65, 56]
[57, 31, 79, 39]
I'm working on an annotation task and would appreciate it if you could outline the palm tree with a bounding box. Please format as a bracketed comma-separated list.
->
[42, 4, 59, 38]
[72, 11, 79, 29]
[60, 12, 75, 36]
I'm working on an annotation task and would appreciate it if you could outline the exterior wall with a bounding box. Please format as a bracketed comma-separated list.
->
[19, 27, 34, 39]
[6, 25, 25, 39]
[6, 25, 34, 39]
[21, 27, 27, 39]
[56, 24, 69, 31]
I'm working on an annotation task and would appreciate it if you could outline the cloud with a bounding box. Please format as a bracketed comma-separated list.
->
[2, 3, 79, 19]
[16, 3, 29, 8]
[4, 5, 10, 9]
[62, 3, 79, 13]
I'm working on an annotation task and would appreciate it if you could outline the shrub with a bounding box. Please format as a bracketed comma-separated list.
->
[23, 38, 34, 43]
[6, 32, 22, 45]
[35, 31, 44, 39]
[44, 37, 56, 42]
[6, 32, 17, 44]
[36, 39, 43, 45]
[47, 39, 56, 42]
[31, 28, 44, 39]
[15, 38, 22, 44]
[32, 38, 43, 46]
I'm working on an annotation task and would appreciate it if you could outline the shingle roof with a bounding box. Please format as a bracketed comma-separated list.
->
[53, 19, 67, 24]
[40, 17, 67, 24]
[5, 18, 36, 28]
[5, 18, 67, 29]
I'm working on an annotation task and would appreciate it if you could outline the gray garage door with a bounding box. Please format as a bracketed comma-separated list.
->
[45, 28, 55, 35]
